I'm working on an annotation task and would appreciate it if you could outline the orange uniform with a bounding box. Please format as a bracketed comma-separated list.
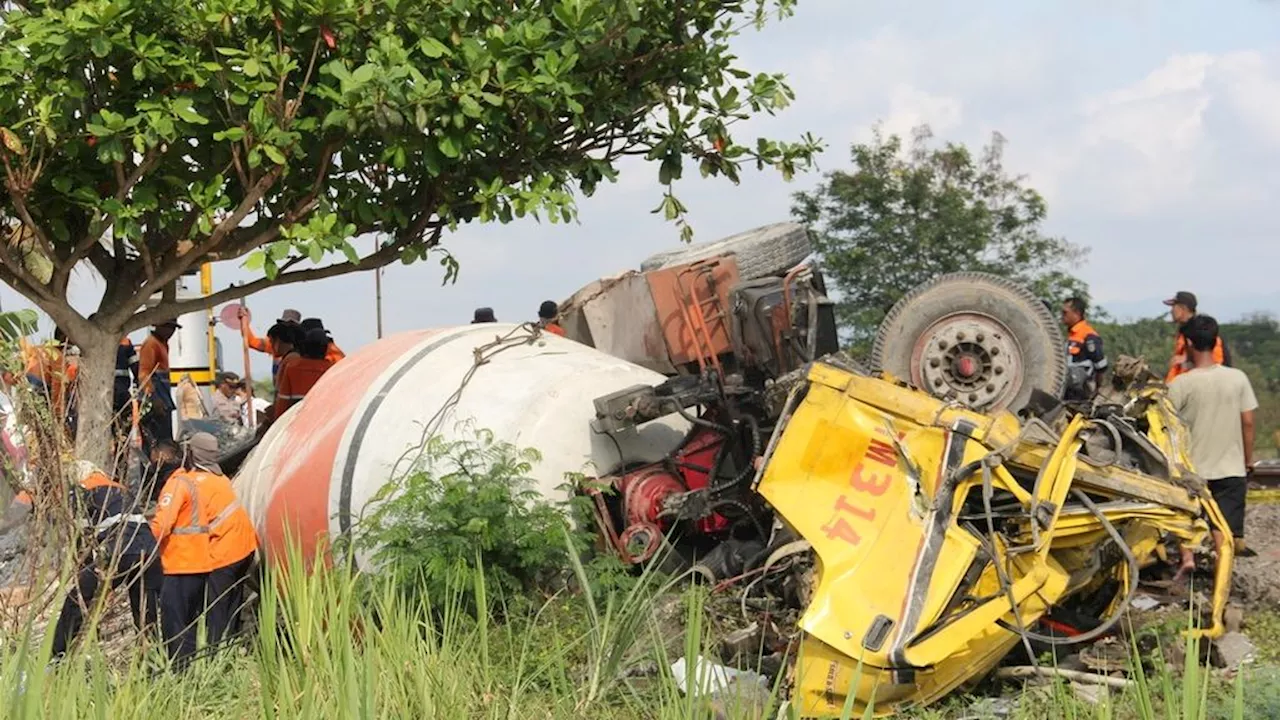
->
[21, 339, 78, 418]
[273, 355, 333, 419]
[137, 334, 170, 396]
[544, 323, 566, 337]
[150, 469, 257, 574]
[1066, 320, 1107, 374]
[1166, 333, 1229, 383]
[249, 326, 345, 371]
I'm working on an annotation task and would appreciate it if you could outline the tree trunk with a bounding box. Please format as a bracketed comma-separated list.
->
[73, 328, 120, 470]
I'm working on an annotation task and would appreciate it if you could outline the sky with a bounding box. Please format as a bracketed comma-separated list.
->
[3, 0, 1279, 377]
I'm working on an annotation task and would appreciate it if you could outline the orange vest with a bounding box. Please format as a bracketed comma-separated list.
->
[274, 355, 332, 418]
[151, 469, 257, 574]
[1166, 334, 1226, 383]
[325, 341, 345, 364]
[544, 323, 566, 337]
[22, 340, 77, 416]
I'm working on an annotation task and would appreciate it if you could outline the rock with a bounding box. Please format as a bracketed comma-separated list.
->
[1224, 604, 1245, 634]
[708, 677, 773, 720]
[720, 622, 762, 663]
[1211, 632, 1256, 670]
[1071, 681, 1108, 704]
[964, 696, 1016, 717]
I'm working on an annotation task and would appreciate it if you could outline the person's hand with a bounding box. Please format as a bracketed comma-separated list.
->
[237, 306, 248, 320]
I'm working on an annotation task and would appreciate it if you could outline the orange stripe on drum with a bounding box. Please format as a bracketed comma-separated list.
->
[259, 329, 439, 568]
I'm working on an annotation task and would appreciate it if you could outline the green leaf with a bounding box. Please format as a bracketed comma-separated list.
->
[419, 37, 450, 58]
[352, 63, 377, 84]
[214, 127, 247, 142]
[242, 252, 265, 271]
[437, 135, 460, 159]
[0, 310, 39, 342]
[459, 96, 482, 119]
[263, 145, 287, 165]
[90, 36, 110, 58]
[243, 58, 261, 78]
[173, 100, 208, 125]
[322, 109, 350, 129]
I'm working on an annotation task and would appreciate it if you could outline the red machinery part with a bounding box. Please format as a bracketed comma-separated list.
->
[613, 427, 734, 547]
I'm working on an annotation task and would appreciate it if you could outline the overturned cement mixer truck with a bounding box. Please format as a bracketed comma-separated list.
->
[232, 223, 1233, 717]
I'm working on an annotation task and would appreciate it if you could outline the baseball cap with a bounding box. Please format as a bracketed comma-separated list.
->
[155, 319, 182, 329]
[1163, 291, 1197, 311]
[472, 307, 497, 323]
[184, 431, 219, 459]
[538, 300, 558, 320]
[279, 309, 302, 324]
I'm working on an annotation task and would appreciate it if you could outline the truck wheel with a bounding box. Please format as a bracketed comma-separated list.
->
[639, 222, 812, 280]
[871, 272, 1066, 412]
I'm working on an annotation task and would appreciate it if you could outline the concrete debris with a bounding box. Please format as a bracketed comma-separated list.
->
[1211, 632, 1256, 670]
[671, 655, 766, 697]
[1130, 593, 1163, 611]
[1071, 681, 1109, 705]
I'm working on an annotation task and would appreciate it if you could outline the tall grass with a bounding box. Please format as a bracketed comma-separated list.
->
[0, 532, 1270, 718]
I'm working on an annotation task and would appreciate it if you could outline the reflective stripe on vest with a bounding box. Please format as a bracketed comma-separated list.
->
[80, 513, 149, 532]
[170, 473, 241, 536]
[170, 474, 205, 536]
[114, 369, 132, 378]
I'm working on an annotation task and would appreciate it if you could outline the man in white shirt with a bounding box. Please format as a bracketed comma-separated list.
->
[211, 372, 248, 426]
[1168, 315, 1258, 570]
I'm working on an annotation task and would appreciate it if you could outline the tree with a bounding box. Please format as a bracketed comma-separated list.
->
[792, 125, 1086, 350]
[0, 0, 821, 464]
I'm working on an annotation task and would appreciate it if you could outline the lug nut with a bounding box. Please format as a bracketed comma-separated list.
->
[938, 340, 948, 350]
[930, 358, 941, 368]
[976, 333, 985, 342]
[956, 332, 966, 341]
[933, 378, 944, 387]
[986, 383, 996, 392]
[990, 347, 1000, 356]
[968, 392, 978, 402]
[994, 366, 1004, 375]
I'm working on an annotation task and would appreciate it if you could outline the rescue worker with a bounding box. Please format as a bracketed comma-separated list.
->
[138, 319, 180, 450]
[150, 432, 258, 666]
[299, 317, 346, 364]
[1061, 297, 1107, 401]
[242, 308, 302, 378]
[271, 328, 333, 420]
[1165, 291, 1231, 383]
[472, 307, 497, 323]
[50, 460, 161, 658]
[23, 328, 78, 435]
[537, 301, 566, 337]
[113, 334, 139, 446]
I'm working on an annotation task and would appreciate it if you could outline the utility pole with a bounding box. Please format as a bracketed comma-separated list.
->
[374, 235, 384, 339]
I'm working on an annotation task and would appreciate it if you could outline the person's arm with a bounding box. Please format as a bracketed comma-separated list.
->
[274, 362, 292, 419]
[138, 341, 158, 394]
[1087, 333, 1108, 385]
[1241, 375, 1259, 470]
[149, 475, 187, 544]
[244, 323, 271, 355]
[1242, 410, 1256, 471]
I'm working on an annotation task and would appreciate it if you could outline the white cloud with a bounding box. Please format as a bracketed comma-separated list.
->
[875, 85, 964, 139]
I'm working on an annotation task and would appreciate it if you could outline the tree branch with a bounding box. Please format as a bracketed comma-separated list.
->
[126, 223, 445, 332]
[130, 165, 284, 307]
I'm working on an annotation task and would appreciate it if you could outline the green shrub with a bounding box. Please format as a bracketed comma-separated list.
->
[352, 428, 576, 612]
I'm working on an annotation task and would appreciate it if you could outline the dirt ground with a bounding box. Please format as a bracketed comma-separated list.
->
[1230, 500, 1280, 607]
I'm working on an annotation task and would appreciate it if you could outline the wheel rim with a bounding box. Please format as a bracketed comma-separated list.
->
[909, 313, 1026, 410]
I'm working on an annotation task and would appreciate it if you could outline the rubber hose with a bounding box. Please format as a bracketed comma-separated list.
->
[1014, 489, 1140, 646]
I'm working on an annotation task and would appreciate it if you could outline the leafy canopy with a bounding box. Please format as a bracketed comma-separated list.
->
[0, 0, 820, 335]
[793, 125, 1086, 349]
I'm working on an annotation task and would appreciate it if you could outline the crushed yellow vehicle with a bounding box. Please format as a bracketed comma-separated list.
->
[553, 263, 1232, 715]
[757, 355, 1233, 716]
